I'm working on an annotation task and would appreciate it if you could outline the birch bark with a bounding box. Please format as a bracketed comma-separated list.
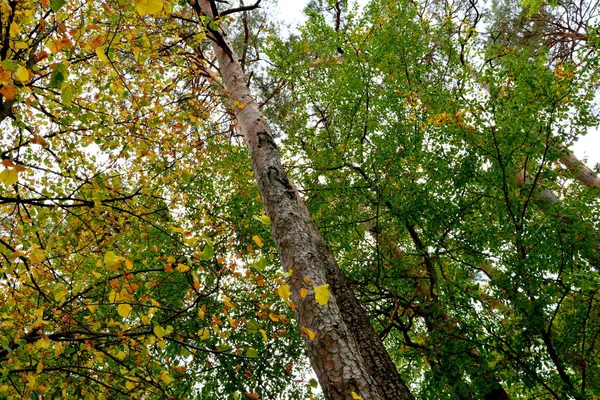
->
[195, 1, 414, 399]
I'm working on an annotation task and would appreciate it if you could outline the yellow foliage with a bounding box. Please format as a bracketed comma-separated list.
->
[276, 283, 290, 300]
[252, 235, 263, 248]
[314, 284, 330, 306]
[136, 0, 163, 16]
[117, 303, 132, 318]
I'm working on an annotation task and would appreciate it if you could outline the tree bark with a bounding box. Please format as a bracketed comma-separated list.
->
[195, 2, 414, 399]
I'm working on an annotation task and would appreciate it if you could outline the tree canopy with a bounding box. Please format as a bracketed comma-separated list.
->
[0, 0, 599, 399]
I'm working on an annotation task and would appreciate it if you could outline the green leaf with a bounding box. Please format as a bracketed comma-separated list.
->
[1, 59, 18, 71]
[49, 63, 68, 88]
[200, 244, 214, 260]
[246, 347, 258, 358]
[51, 0, 67, 12]
[61, 83, 77, 106]
[252, 256, 268, 271]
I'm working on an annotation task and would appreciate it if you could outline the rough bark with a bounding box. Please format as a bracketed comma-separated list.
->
[195, 2, 414, 399]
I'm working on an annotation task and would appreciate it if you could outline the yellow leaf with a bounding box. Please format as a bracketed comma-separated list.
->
[141, 315, 151, 324]
[175, 263, 190, 273]
[54, 341, 63, 357]
[260, 215, 271, 225]
[276, 283, 291, 300]
[300, 288, 308, 299]
[252, 235, 263, 248]
[104, 251, 122, 267]
[0, 168, 19, 186]
[0, 168, 17, 186]
[35, 337, 50, 349]
[108, 290, 118, 303]
[125, 259, 134, 270]
[268, 313, 279, 322]
[314, 284, 330, 306]
[153, 325, 167, 338]
[27, 374, 36, 389]
[95, 47, 108, 62]
[117, 303, 132, 318]
[15, 66, 29, 82]
[301, 327, 316, 340]
[125, 381, 136, 390]
[9, 22, 21, 36]
[259, 329, 268, 342]
[36, 361, 44, 374]
[159, 372, 173, 385]
[136, 0, 163, 16]
[198, 309, 205, 320]
[222, 295, 235, 309]
[29, 247, 45, 264]
[104, 251, 116, 267]
[54, 288, 68, 303]
[86, 303, 98, 314]
[198, 328, 210, 341]
[116, 350, 126, 360]
[351, 392, 363, 400]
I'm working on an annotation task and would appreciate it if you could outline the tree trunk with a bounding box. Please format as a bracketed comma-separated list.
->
[195, 2, 414, 399]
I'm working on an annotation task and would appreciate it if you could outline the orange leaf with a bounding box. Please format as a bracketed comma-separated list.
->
[0, 84, 16, 100]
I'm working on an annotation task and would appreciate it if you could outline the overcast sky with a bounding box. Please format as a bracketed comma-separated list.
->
[274, 0, 599, 169]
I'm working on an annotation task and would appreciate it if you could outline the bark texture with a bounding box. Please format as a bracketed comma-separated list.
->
[196, 2, 414, 399]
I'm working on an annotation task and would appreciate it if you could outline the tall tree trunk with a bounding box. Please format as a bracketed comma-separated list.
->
[195, 2, 414, 399]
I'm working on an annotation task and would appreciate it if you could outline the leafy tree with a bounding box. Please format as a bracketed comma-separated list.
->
[0, 0, 599, 399]
[266, 0, 600, 398]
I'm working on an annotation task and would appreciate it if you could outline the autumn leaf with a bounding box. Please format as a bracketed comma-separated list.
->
[176, 263, 190, 273]
[31, 135, 49, 147]
[276, 283, 290, 300]
[14, 66, 29, 82]
[153, 325, 167, 338]
[135, 0, 163, 16]
[9, 23, 21, 36]
[351, 392, 363, 400]
[301, 327, 316, 340]
[259, 329, 268, 342]
[197, 328, 210, 341]
[104, 251, 118, 267]
[95, 47, 108, 62]
[300, 288, 308, 299]
[35, 337, 51, 349]
[117, 303, 132, 318]
[29, 247, 46, 264]
[252, 235, 264, 248]
[0, 85, 17, 100]
[314, 284, 330, 306]
[0, 168, 18, 186]
[159, 372, 173, 385]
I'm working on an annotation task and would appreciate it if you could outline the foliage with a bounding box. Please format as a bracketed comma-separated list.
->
[266, 0, 600, 398]
[0, 0, 599, 398]
[0, 0, 313, 398]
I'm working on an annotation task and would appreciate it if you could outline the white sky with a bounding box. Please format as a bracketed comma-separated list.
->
[274, 0, 600, 169]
